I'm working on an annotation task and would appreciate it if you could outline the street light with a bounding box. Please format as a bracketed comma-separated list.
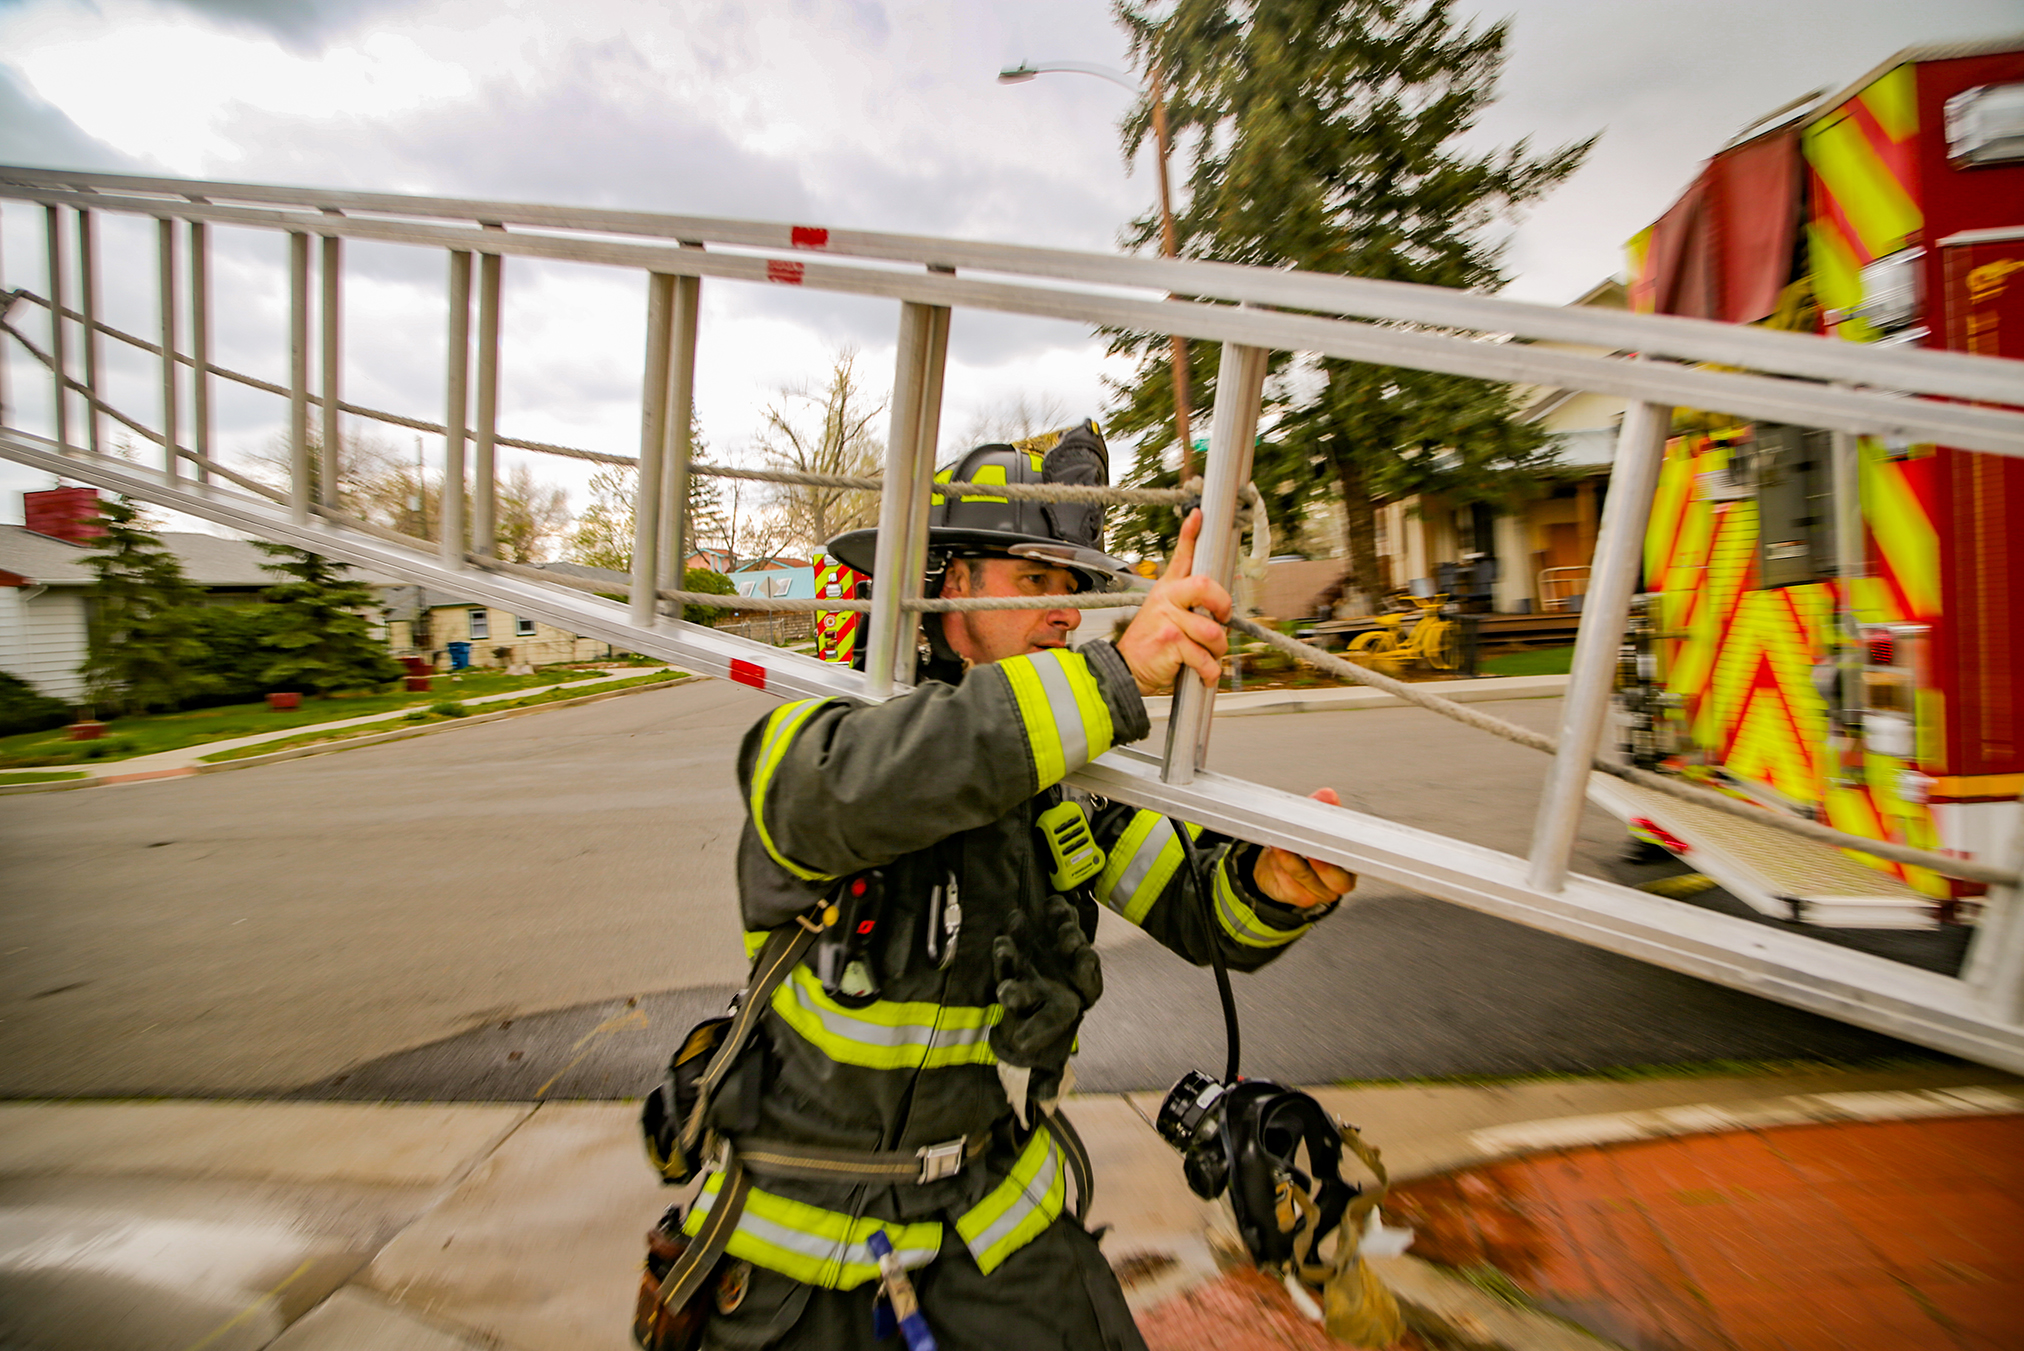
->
[1000, 60, 1197, 484]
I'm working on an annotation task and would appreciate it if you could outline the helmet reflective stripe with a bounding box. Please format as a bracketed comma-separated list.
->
[956, 1122, 1067, 1274]
[750, 699, 836, 883]
[1098, 812, 1203, 925]
[1213, 856, 1308, 948]
[769, 965, 1002, 1070]
[998, 651, 1115, 790]
[964, 463, 1010, 504]
[685, 1170, 944, 1290]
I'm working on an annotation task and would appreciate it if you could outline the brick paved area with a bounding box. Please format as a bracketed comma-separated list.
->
[1385, 1113, 2024, 1350]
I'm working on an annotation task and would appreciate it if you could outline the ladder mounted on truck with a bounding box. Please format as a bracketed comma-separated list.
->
[2, 165, 2022, 1071]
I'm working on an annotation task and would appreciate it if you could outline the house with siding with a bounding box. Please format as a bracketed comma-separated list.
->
[0, 520, 289, 702]
[382, 564, 623, 669]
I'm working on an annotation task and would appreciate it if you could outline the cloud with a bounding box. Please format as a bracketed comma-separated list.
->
[150, 0, 407, 54]
[0, 63, 141, 172]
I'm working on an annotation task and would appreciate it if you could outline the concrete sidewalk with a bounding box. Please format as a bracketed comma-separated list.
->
[1, 1062, 2014, 1351]
[12, 668, 681, 784]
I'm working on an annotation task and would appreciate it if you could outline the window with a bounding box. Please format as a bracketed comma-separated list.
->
[515, 616, 537, 637]
[468, 609, 489, 640]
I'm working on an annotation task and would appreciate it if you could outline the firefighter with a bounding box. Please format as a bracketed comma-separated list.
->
[696, 423, 1354, 1349]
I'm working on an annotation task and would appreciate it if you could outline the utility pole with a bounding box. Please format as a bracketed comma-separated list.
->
[1000, 58, 1194, 480]
[1147, 62, 1194, 485]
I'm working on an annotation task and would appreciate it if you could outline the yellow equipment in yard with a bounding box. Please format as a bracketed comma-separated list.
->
[1346, 594, 1460, 674]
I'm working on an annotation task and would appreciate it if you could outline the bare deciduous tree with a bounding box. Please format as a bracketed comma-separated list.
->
[756, 348, 885, 555]
[949, 393, 1070, 454]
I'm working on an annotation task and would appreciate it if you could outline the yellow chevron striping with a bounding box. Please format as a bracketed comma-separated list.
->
[1806, 115, 1922, 261]
[1859, 64, 1918, 144]
[1862, 447, 1940, 619]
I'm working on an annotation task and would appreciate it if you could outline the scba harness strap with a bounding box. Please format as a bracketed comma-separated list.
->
[640, 904, 1098, 1327]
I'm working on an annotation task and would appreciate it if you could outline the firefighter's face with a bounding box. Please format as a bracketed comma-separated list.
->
[939, 556, 1080, 665]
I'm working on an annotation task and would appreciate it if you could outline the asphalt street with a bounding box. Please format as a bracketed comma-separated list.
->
[0, 677, 1951, 1102]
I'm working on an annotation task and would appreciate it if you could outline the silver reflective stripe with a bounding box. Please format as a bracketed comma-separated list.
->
[781, 969, 996, 1051]
[1214, 859, 1305, 947]
[1029, 652, 1088, 768]
[962, 1134, 1061, 1261]
[1106, 815, 1176, 915]
[689, 1186, 940, 1273]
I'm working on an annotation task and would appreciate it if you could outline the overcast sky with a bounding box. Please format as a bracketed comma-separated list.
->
[1, 0, 2017, 531]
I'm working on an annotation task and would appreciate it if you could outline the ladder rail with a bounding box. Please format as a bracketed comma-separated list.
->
[5, 181, 2022, 456]
[2, 163, 2016, 407]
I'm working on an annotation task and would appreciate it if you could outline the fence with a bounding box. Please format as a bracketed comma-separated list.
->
[3, 164, 2022, 1072]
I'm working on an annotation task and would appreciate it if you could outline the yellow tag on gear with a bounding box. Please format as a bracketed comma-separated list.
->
[1038, 801, 1105, 892]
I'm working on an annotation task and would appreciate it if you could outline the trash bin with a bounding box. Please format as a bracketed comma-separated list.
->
[446, 641, 472, 671]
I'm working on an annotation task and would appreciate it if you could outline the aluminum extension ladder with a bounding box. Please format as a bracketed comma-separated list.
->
[2, 165, 2022, 1072]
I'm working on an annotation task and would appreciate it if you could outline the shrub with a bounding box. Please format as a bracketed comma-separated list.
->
[0, 671, 73, 737]
[429, 701, 469, 718]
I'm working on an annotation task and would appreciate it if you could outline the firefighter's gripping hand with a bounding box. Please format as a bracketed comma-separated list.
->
[1116, 508, 1231, 695]
[1254, 788, 1359, 908]
[989, 895, 1102, 1070]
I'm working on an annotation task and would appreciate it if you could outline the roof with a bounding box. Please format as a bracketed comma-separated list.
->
[387, 560, 630, 613]
[0, 525, 290, 588]
[1803, 35, 2024, 132]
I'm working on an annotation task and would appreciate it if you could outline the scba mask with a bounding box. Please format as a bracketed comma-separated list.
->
[1156, 1070, 1358, 1270]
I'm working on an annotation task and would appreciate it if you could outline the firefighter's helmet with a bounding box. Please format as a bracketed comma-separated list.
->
[825, 419, 1127, 593]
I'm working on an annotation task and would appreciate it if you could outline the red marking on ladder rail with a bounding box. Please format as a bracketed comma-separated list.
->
[730, 659, 767, 690]
[767, 259, 806, 285]
[1631, 817, 1691, 855]
[790, 226, 829, 249]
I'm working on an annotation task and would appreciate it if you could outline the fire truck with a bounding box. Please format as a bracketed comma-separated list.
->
[1603, 37, 2024, 928]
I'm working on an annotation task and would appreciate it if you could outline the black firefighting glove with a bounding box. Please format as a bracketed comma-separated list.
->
[990, 894, 1103, 1075]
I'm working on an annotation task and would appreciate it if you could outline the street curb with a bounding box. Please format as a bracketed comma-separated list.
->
[0, 676, 697, 795]
[1454, 1082, 2024, 1167]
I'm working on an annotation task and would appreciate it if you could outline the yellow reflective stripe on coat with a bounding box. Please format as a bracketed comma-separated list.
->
[1000, 650, 1114, 790]
[956, 1122, 1067, 1274]
[770, 965, 1001, 1070]
[1097, 812, 1201, 926]
[1212, 855, 1307, 948]
[685, 1170, 944, 1290]
[750, 698, 834, 882]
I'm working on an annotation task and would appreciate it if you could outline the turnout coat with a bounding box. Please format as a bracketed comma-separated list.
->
[685, 638, 1323, 1295]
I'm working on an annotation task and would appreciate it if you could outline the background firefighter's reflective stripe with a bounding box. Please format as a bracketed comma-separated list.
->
[1646, 432, 1950, 897]
[1211, 854, 1308, 948]
[750, 698, 837, 883]
[1095, 812, 1202, 924]
[683, 1170, 944, 1290]
[1803, 63, 1922, 342]
[955, 1122, 1067, 1275]
[769, 965, 1002, 1070]
[999, 650, 1115, 790]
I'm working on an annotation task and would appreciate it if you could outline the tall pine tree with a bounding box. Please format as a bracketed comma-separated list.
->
[80, 497, 204, 716]
[254, 545, 403, 695]
[1110, 0, 1591, 600]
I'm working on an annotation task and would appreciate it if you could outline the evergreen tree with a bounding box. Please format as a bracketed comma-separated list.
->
[79, 497, 204, 716]
[1110, 0, 1591, 599]
[253, 544, 403, 695]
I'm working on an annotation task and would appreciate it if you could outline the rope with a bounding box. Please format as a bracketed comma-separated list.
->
[1229, 617, 2017, 888]
[3, 290, 1189, 502]
[3, 306, 2008, 886]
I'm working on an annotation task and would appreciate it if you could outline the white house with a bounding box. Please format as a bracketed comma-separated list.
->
[0, 520, 295, 703]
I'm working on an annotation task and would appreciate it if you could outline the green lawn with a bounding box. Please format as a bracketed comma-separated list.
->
[0, 668, 617, 769]
[199, 671, 684, 762]
[1479, 644, 1575, 677]
[0, 769, 90, 785]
